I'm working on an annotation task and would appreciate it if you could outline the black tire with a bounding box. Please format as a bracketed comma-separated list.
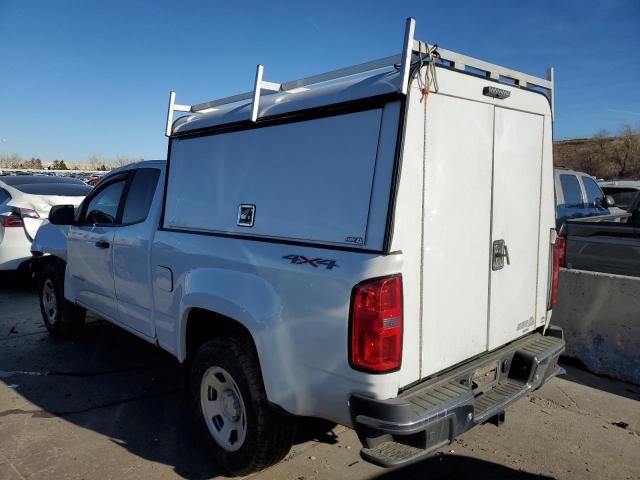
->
[190, 336, 296, 476]
[38, 262, 85, 337]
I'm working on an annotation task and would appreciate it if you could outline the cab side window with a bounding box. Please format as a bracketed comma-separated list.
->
[83, 179, 127, 225]
[121, 168, 161, 225]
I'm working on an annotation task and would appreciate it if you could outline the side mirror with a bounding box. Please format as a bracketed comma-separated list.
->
[49, 205, 76, 225]
[605, 195, 616, 208]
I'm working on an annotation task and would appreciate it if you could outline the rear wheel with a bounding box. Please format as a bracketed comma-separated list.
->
[190, 336, 296, 475]
[38, 263, 85, 337]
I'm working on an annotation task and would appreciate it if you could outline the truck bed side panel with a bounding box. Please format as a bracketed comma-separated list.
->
[152, 232, 403, 427]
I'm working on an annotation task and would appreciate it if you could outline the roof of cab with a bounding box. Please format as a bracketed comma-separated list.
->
[101, 159, 166, 181]
[172, 69, 403, 135]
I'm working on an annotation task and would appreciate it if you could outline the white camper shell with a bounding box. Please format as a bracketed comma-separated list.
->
[165, 19, 560, 381]
[34, 18, 565, 474]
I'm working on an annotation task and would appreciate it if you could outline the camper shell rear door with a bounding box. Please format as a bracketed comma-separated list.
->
[394, 67, 555, 384]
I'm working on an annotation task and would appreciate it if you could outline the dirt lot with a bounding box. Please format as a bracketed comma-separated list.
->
[0, 273, 638, 480]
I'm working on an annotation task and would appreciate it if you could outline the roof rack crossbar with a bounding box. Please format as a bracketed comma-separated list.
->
[413, 41, 553, 90]
[165, 17, 554, 136]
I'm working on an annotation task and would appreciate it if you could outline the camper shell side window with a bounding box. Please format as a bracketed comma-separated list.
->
[164, 101, 401, 251]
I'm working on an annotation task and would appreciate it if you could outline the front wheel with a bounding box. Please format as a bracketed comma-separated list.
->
[38, 263, 85, 337]
[190, 336, 296, 475]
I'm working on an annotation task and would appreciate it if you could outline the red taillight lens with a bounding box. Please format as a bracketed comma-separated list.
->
[2, 213, 23, 228]
[549, 235, 566, 309]
[350, 275, 403, 373]
[1, 208, 39, 228]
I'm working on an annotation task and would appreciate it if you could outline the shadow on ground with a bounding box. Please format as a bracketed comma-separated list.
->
[373, 454, 555, 480]
[0, 270, 34, 290]
[0, 272, 340, 479]
[560, 357, 640, 402]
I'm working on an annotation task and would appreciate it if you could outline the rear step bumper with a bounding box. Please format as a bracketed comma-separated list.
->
[349, 326, 565, 467]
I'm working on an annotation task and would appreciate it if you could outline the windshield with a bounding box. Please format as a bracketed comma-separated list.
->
[581, 176, 605, 207]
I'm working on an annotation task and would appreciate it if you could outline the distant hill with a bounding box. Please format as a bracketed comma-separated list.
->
[553, 128, 640, 179]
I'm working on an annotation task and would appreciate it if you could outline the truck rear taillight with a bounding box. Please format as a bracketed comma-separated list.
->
[549, 235, 566, 309]
[349, 275, 403, 373]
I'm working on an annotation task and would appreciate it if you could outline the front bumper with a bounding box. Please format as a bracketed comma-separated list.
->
[349, 326, 565, 467]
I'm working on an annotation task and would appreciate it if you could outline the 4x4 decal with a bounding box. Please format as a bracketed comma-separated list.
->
[283, 255, 339, 270]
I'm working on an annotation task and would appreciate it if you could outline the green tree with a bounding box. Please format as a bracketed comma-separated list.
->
[28, 157, 43, 169]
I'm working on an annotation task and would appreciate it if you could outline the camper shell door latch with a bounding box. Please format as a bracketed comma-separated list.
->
[492, 239, 510, 270]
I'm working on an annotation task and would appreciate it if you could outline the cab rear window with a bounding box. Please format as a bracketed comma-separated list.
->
[559, 174, 583, 207]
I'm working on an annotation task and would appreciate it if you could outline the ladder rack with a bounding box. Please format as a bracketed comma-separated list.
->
[165, 18, 554, 136]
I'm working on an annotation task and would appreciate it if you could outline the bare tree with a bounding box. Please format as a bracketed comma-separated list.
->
[611, 124, 640, 178]
[87, 155, 102, 171]
[0, 153, 22, 168]
[578, 150, 597, 176]
[592, 129, 610, 167]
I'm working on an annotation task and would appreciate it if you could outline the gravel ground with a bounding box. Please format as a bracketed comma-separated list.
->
[0, 272, 638, 480]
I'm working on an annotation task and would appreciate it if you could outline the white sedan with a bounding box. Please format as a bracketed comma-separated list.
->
[0, 175, 92, 271]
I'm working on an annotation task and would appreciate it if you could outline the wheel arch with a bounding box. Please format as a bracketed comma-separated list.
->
[32, 254, 78, 304]
[31, 254, 66, 285]
[182, 307, 259, 364]
[175, 269, 283, 364]
[173, 269, 291, 411]
[31, 253, 65, 273]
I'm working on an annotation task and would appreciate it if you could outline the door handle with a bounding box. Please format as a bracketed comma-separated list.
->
[492, 239, 510, 270]
[497, 244, 510, 265]
[95, 241, 110, 249]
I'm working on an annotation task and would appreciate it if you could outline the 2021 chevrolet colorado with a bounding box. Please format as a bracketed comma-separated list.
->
[31, 18, 565, 475]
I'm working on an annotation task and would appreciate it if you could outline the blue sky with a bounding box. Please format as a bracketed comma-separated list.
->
[1, 0, 639, 163]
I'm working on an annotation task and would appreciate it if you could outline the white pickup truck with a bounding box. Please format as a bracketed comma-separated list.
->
[31, 18, 566, 475]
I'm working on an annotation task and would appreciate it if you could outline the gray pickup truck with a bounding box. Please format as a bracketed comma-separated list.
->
[565, 194, 640, 277]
